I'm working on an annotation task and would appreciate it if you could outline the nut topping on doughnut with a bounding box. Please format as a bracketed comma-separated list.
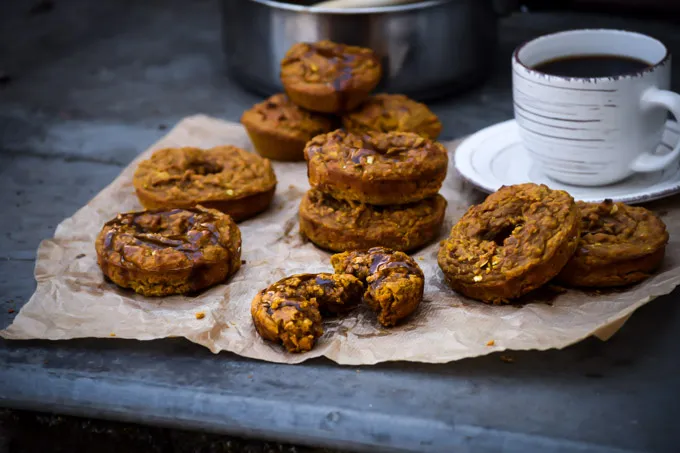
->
[438, 183, 580, 304]
[557, 200, 668, 287]
[133, 146, 277, 222]
[95, 206, 242, 296]
[304, 129, 448, 205]
[251, 273, 364, 353]
[332, 247, 424, 327]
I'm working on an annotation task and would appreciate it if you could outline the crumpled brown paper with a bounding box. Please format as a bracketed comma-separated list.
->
[2, 115, 680, 365]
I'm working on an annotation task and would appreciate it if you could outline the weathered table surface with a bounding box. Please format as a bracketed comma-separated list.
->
[1, 1, 679, 452]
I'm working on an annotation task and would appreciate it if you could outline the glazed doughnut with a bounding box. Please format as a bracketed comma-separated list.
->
[133, 146, 277, 222]
[95, 206, 241, 296]
[437, 183, 580, 304]
[557, 200, 668, 287]
[251, 273, 364, 353]
[240, 93, 335, 162]
[342, 93, 442, 139]
[299, 188, 446, 252]
[331, 247, 424, 327]
[304, 129, 448, 205]
[280, 40, 382, 113]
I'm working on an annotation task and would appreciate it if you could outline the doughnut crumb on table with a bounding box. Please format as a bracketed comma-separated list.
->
[251, 273, 364, 353]
[438, 183, 580, 304]
[240, 93, 336, 162]
[342, 93, 442, 139]
[133, 146, 277, 222]
[95, 206, 242, 297]
[304, 129, 448, 206]
[557, 200, 669, 287]
[331, 247, 424, 327]
[299, 188, 447, 253]
[280, 40, 382, 114]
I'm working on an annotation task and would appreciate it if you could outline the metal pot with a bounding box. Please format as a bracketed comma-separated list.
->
[221, 0, 513, 100]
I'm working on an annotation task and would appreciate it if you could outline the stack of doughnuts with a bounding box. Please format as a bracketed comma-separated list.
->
[241, 40, 443, 162]
[299, 129, 448, 252]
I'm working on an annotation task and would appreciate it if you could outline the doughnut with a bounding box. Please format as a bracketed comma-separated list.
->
[133, 146, 277, 222]
[95, 206, 241, 296]
[240, 93, 335, 162]
[342, 93, 442, 139]
[557, 200, 668, 287]
[331, 247, 424, 327]
[280, 40, 382, 114]
[299, 188, 447, 252]
[437, 183, 580, 304]
[304, 129, 448, 205]
[251, 273, 364, 353]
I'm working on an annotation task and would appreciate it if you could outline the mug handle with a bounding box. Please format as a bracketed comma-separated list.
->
[630, 87, 680, 172]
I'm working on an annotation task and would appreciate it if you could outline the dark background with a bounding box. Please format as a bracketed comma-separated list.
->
[1, 0, 679, 452]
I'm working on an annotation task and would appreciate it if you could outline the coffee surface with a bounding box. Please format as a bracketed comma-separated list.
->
[532, 54, 651, 78]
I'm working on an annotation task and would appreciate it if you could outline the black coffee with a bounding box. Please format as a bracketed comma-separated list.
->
[532, 55, 651, 78]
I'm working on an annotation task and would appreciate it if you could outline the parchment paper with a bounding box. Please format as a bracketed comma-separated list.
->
[3, 114, 680, 365]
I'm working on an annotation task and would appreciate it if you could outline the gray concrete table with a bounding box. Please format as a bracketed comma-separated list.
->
[1, 1, 679, 452]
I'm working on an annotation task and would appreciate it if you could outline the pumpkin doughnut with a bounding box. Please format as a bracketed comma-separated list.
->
[251, 273, 364, 353]
[557, 200, 668, 287]
[240, 93, 335, 162]
[304, 129, 448, 205]
[437, 183, 580, 304]
[280, 40, 382, 114]
[95, 206, 241, 296]
[331, 247, 424, 327]
[342, 94, 442, 139]
[299, 188, 446, 253]
[133, 146, 277, 222]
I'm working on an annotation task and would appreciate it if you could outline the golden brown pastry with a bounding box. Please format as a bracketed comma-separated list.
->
[280, 40, 382, 114]
[133, 146, 277, 222]
[251, 273, 364, 352]
[342, 93, 442, 139]
[332, 247, 424, 327]
[95, 207, 241, 296]
[437, 183, 580, 304]
[557, 200, 668, 287]
[240, 93, 335, 162]
[304, 129, 448, 205]
[299, 188, 447, 253]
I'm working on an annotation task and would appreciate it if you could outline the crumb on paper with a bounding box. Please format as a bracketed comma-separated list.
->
[289, 184, 295, 189]
[241, 260, 247, 265]
[500, 355, 514, 363]
[195, 311, 205, 320]
[75, 254, 86, 259]
[417, 257, 424, 261]
[486, 339, 495, 346]
[109, 332, 116, 337]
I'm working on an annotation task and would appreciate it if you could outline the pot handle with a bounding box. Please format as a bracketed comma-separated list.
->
[493, 0, 518, 16]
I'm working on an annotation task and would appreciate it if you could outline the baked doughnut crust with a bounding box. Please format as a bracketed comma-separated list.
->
[304, 129, 448, 205]
[342, 94, 442, 139]
[95, 206, 241, 296]
[557, 200, 668, 287]
[332, 247, 424, 327]
[251, 273, 364, 352]
[280, 40, 382, 114]
[240, 93, 335, 162]
[437, 183, 580, 304]
[299, 188, 447, 253]
[133, 146, 277, 222]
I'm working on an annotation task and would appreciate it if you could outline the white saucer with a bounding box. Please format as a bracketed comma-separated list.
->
[454, 119, 680, 204]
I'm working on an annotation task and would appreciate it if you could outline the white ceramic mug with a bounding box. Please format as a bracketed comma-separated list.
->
[512, 29, 680, 186]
